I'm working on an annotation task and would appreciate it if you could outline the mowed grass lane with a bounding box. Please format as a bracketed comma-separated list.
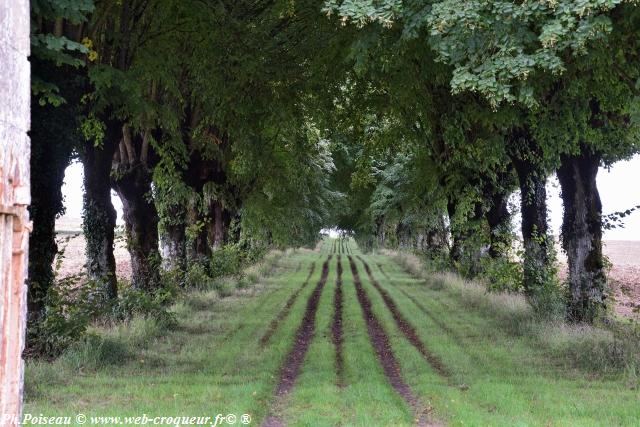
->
[25, 238, 640, 426]
[364, 252, 640, 426]
[25, 249, 325, 424]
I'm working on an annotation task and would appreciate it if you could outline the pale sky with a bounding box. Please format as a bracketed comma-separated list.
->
[61, 161, 124, 224]
[60, 154, 640, 240]
[547, 155, 640, 240]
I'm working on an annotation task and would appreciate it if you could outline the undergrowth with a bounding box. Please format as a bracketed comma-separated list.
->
[27, 248, 283, 359]
[385, 249, 640, 380]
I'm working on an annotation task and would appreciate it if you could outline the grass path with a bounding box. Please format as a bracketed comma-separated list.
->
[25, 239, 640, 426]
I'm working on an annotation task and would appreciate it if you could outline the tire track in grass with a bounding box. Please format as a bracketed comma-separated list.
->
[357, 256, 451, 380]
[377, 262, 483, 366]
[222, 259, 309, 343]
[259, 262, 317, 346]
[332, 255, 345, 387]
[262, 256, 331, 427]
[377, 263, 391, 280]
[347, 256, 438, 427]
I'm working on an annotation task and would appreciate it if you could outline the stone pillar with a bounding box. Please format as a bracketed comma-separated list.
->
[0, 0, 31, 423]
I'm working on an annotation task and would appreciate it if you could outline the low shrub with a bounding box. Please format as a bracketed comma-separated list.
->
[59, 332, 131, 372]
[210, 245, 243, 278]
[28, 273, 178, 358]
[27, 274, 104, 357]
[111, 283, 178, 330]
[214, 281, 235, 297]
[185, 261, 216, 290]
[480, 256, 524, 293]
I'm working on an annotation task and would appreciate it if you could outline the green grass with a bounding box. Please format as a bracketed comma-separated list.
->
[25, 239, 640, 426]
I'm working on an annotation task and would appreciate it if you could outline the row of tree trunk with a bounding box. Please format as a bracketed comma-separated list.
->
[385, 130, 606, 323]
[27, 117, 236, 327]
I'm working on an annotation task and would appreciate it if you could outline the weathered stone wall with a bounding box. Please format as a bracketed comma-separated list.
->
[0, 0, 31, 423]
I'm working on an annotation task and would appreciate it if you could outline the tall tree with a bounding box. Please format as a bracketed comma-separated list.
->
[28, 0, 94, 321]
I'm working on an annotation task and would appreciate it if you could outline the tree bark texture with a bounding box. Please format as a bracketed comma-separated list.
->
[160, 204, 186, 272]
[82, 119, 119, 300]
[557, 150, 606, 322]
[113, 164, 161, 292]
[27, 60, 81, 320]
[111, 124, 162, 292]
[509, 130, 553, 296]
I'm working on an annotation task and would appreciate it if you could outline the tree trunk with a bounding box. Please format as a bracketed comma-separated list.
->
[447, 198, 463, 263]
[82, 120, 119, 300]
[509, 137, 552, 296]
[425, 214, 448, 256]
[27, 141, 69, 320]
[375, 216, 385, 247]
[557, 150, 606, 322]
[112, 165, 161, 292]
[186, 196, 209, 262]
[28, 99, 72, 319]
[160, 205, 186, 272]
[207, 200, 231, 251]
[485, 189, 512, 259]
[466, 201, 486, 277]
[28, 59, 84, 321]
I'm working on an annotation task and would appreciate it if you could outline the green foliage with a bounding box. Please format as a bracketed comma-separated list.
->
[30, 0, 94, 105]
[209, 245, 243, 278]
[184, 262, 216, 291]
[79, 115, 105, 148]
[480, 251, 524, 294]
[29, 0, 640, 368]
[27, 275, 104, 357]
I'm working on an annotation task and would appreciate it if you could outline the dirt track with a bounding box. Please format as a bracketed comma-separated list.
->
[332, 255, 345, 387]
[348, 256, 437, 427]
[260, 263, 316, 346]
[358, 256, 451, 380]
[262, 256, 331, 427]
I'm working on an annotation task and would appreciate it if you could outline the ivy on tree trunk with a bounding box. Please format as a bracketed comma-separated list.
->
[509, 130, 555, 297]
[82, 119, 119, 300]
[557, 149, 606, 322]
[113, 165, 161, 292]
[160, 204, 187, 272]
[485, 187, 512, 259]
